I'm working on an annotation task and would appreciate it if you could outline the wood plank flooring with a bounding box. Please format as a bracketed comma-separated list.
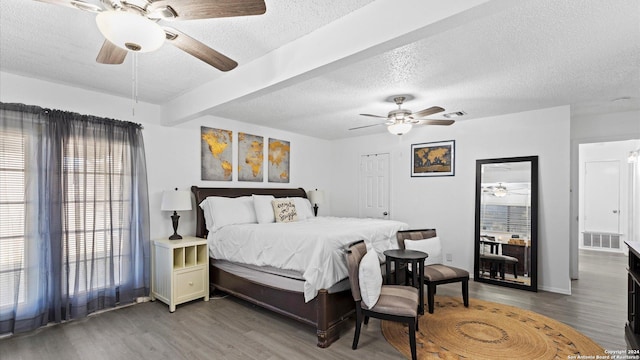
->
[0, 249, 628, 359]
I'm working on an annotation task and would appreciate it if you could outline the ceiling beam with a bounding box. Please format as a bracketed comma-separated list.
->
[160, 0, 514, 125]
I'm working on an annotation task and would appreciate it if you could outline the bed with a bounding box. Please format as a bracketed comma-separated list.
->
[191, 186, 406, 348]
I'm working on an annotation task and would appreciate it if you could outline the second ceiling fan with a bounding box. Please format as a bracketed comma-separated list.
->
[350, 95, 454, 135]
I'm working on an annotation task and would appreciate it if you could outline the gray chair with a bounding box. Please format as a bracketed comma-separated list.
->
[345, 240, 419, 360]
[397, 229, 469, 314]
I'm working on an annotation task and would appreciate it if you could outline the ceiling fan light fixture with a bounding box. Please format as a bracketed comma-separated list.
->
[96, 11, 165, 53]
[493, 184, 508, 197]
[387, 122, 412, 135]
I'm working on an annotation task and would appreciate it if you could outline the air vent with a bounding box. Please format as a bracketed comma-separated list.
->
[582, 232, 621, 250]
[443, 111, 466, 118]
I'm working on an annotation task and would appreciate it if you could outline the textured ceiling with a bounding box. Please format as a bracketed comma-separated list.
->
[1, 0, 639, 140]
[0, 0, 376, 102]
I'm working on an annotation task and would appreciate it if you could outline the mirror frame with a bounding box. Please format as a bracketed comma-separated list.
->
[474, 156, 538, 292]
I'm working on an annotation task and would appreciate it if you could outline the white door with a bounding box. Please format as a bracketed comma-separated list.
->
[359, 153, 390, 219]
[584, 160, 620, 233]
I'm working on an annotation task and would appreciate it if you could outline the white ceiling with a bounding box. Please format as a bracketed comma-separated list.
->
[1, 0, 639, 139]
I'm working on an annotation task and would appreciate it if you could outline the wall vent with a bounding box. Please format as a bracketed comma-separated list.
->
[582, 232, 621, 250]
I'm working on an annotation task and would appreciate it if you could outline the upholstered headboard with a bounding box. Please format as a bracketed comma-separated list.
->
[190, 186, 308, 238]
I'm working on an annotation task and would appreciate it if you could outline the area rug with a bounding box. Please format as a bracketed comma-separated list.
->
[381, 296, 606, 359]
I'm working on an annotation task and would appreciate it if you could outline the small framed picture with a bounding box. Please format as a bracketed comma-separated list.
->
[411, 140, 455, 177]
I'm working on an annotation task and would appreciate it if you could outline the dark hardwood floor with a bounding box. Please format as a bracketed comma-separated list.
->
[0, 249, 628, 359]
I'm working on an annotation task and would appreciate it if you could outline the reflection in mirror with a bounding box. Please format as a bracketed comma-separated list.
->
[474, 156, 538, 291]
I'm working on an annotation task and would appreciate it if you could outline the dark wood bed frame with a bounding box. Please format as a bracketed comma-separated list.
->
[191, 186, 355, 348]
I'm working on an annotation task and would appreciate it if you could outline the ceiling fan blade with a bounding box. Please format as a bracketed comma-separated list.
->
[96, 40, 127, 64]
[413, 106, 445, 118]
[164, 27, 238, 71]
[414, 119, 455, 126]
[349, 123, 384, 131]
[359, 113, 388, 119]
[150, 0, 266, 20]
[33, 0, 102, 12]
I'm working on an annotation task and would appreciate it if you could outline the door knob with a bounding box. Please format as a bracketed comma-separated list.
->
[383, 212, 388, 216]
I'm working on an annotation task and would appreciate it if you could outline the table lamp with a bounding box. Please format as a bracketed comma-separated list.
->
[308, 189, 324, 217]
[161, 188, 192, 240]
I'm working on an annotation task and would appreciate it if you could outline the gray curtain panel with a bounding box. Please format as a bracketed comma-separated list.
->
[0, 102, 150, 335]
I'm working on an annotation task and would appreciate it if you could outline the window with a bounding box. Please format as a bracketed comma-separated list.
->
[62, 138, 131, 294]
[0, 129, 26, 307]
[480, 204, 531, 237]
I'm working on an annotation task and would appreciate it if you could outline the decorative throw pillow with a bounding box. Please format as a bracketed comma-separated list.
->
[404, 236, 443, 265]
[289, 197, 314, 220]
[359, 249, 382, 308]
[252, 194, 276, 224]
[271, 199, 298, 223]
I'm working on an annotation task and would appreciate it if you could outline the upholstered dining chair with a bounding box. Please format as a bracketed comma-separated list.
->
[345, 240, 419, 360]
[397, 229, 469, 314]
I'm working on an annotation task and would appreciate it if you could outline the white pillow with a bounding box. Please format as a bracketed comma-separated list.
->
[359, 249, 382, 308]
[404, 236, 443, 265]
[199, 196, 257, 231]
[252, 194, 276, 224]
[272, 199, 298, 223]
[289, 197, 314, 220]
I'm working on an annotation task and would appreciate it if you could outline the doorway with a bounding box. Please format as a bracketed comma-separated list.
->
[359, 153, 390, 219]
[579, 140, 639, 253]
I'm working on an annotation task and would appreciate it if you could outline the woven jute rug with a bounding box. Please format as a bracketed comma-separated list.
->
[381, 296, 606, 359]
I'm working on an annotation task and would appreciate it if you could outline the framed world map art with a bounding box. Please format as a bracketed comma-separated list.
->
[411, 140, 455, 177]
[238, 132, 264, 182]
[201, 126, 233, 181]
[268, 138, 290, 183]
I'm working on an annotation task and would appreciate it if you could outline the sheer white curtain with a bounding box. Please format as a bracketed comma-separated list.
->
[0, 103, 150, 335]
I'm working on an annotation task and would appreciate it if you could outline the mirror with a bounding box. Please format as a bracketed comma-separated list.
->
[474, 156, 538, 291]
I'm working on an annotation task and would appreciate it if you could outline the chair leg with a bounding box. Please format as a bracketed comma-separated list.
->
[408, 318, 417, 360]
[364, 316, 370, 325]
[428, 283, 436, 314]
[462, 278, 469, 308]
[352, 310, 363, 350]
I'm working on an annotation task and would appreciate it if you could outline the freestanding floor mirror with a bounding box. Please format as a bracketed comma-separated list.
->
[474, 156, 538, 291]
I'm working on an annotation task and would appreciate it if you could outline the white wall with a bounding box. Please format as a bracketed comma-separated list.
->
[2, 72, 573, 294]
[330, 106, 572, 294]
[570, 110, 640, 277]
[0, 72, 333, 241]
[144, 116, 332, 240]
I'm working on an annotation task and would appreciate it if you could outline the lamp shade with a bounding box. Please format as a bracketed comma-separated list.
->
[161, 190, 192, 211]
[387, 122, 412, 135]
[308, 189, 324, 205]
[96, 11, 165, 53]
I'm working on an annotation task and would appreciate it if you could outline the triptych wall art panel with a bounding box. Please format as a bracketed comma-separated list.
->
[201, 126, 233, 181]
[238, 132, 264, 182]
[268, 138, 290, 183]
[200, 127, 290, 183]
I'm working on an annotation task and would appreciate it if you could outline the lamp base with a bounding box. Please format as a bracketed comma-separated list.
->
[169, 211, 183, 240]
[313, 204, 319, 217]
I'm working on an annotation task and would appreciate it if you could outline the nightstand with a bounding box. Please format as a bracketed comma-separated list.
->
[151, 236, 209, 312]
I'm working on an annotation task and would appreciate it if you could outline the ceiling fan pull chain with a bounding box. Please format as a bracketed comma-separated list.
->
[131, 53, 138, 116]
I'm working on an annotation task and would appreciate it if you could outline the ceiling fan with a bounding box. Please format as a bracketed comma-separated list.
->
[33, 0, 267, 71]
[349, 95, 455, 135]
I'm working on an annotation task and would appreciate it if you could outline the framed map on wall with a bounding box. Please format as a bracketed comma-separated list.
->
[238, 132, 264, 182]
[411, 140, 455, 177]
[268, 138, 290, 183]
[201, 126, 233, 181]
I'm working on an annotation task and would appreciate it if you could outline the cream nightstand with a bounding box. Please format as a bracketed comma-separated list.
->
[151, 236, 209, 312]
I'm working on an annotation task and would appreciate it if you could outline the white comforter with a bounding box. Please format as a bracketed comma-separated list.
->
[208, 216, 408, 302]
